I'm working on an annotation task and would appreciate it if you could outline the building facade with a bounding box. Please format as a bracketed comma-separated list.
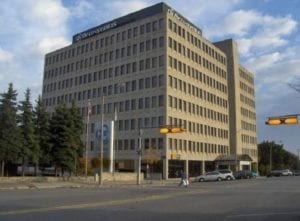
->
[42, 2, 257, 179]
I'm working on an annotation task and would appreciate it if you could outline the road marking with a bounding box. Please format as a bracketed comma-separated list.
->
[228, 211, 300, 218]
[0, 189, 208, 216]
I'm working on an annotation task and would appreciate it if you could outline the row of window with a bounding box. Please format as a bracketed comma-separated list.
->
[239, 68, 254, 84]
[241, 134, 257, 145]
[240, 94, 255, 108]
[242, 148, 257, 158]
[89, 137, 164, 152]
[168, 116, 228, 139]
[169, 138, 229, 155]
[44, 36, 164, 79]
[241, 120, 256, 132]
[168, 38, 227, 80]
[45, 18, 164, 66]
[168, 56, 227, 91]
[241, 107, 256, 120]
[240, 81, 255, 96]
[43, 55, 164, 93]
[86, 116, 164, 134]
[168, 76, 228, 108]
[168, 19, 226, 64]
[168, 95, 228, 123]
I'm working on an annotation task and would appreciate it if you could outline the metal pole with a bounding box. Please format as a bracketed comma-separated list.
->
[113, 107, 117, 176]
[270, 146, 272, 172]
[297, 149, 300, 170]
[85, 100, 91, 177]
[137, 129, 142, 185]
[99, 96, 104, 186]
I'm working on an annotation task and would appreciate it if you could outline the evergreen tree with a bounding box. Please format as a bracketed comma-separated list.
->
[69, 101, 84, 174]
[18, 88, 39, 176]
[49, 102, 83, 175]
[0, 83, 22, 176]
[34, 96, 51, 168]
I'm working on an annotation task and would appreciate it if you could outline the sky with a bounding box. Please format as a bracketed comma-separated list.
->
[0, 0, 300, 154]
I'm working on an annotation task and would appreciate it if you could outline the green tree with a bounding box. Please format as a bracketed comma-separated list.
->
[49, 102, 83, 176]
[0, 83, 22, 176]
[69, 101, 84, 174]
[34, 96, 51, 168]
[258, 141, 298, 175]
[18, 88, 39, 176]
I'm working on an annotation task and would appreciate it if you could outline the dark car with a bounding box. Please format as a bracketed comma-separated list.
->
[292, 170, 300, 176]
[234, 170, 255, 179]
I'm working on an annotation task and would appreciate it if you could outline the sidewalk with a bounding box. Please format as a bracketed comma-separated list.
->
[0, 178, 180, 190]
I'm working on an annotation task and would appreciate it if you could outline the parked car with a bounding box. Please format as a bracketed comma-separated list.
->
[234, 170, 256, 179]
[267, 169, 293, 177]
[281, 169, 293, 176]
[292, 170, 300, 176]
[216, 169, 235, 180]
[195, 171, 224, 182]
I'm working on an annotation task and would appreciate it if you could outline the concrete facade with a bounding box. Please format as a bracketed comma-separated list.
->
[42, 3, 257, 179]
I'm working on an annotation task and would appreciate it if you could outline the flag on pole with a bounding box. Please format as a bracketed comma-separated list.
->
[87, 100, 92, 120]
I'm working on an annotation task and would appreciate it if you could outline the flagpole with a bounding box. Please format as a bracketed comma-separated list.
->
[85, 100, 91, 177]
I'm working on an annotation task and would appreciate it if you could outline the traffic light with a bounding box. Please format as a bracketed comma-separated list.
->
[265, 116, 298, 126]
[159, 127, 186, 134]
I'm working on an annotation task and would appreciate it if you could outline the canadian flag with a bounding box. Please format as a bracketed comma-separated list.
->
[87, 101, 92, 120]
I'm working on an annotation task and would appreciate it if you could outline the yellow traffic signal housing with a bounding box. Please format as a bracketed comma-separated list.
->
[265, 116, 298, 126]
[159, 127, 186, 134]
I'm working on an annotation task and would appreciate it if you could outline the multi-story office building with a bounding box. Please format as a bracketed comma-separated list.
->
[42, 2, 257, 179]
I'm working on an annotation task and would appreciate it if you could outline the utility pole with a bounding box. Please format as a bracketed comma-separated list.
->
[297, 149, 300, 170]
[270, 146, 272, 172]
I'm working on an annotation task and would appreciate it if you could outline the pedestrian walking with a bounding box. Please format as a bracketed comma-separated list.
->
[179, 171, 189, 187]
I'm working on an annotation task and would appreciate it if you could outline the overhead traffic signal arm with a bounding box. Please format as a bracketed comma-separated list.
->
[265, 115, 299, 126]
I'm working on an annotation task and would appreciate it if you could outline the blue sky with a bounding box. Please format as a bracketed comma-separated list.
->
[1, 0, 300, 154]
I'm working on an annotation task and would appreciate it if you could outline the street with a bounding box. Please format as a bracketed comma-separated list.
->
[0, 176, 300, 221]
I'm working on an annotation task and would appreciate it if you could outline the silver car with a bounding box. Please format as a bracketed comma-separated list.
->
[196, 171, 223, 182]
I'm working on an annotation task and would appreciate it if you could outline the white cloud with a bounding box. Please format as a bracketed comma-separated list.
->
[30, 37, 70, 55]
[0, 0, 70, 101]
[70, 0, 93, 18]
[25, 0, 70, 28]
[206, 9, 297, 55]
[0, 47, 14, 62]
[109, 0, 149, 16]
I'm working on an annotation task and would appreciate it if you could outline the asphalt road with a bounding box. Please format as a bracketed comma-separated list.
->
[0, 176, 300, 221]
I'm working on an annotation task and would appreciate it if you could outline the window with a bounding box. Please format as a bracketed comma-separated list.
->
[140, 24, 145, 35]
[159, 37, 164, 47]
[159, 55, 164, 67]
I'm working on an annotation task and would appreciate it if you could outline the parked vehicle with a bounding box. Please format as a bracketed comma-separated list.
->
[234, 170, 256, 179]
[281, 169, 293, 176]
[292, 170, 300, 176]
[216, 169, 235, 180]
[195, 171, 224, 182]
[267, 169, 293, 177]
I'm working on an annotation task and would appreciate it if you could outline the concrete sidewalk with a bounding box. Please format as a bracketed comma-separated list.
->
[0, 179, 179, 190]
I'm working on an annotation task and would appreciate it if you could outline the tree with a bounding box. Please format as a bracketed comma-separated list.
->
[0, 83, 22, 176]
[258, 141, 298, 175]
[34, 96, 51, 168]
[49, 102, 84, 175]
[18, 88, 39, 176]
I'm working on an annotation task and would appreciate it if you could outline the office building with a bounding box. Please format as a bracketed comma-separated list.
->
[42, 2, 257, 179]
